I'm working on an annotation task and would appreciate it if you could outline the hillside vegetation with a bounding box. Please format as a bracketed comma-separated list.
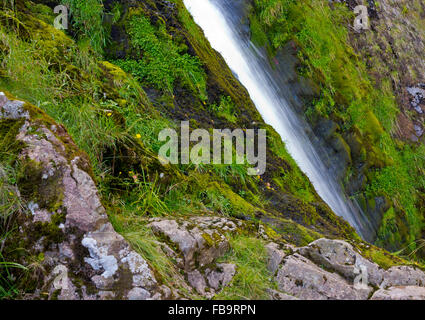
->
[0, 0, 423, 299]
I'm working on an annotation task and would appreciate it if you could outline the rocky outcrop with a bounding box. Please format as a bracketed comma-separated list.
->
[254, 0, 425, 249]
[1, 104, 241, 299]
[148, 216, 240, 297]
[1, 93, 164, 300]
[298, 238, 384, 286]
[267, 238, 425, 300]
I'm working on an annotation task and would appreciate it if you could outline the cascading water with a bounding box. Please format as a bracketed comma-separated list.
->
[184, 0, 375, 241]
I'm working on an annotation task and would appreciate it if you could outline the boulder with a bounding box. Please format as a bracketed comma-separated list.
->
[275, 253, 372, 300]
[371, 286, 425, 300]
[269, 238, 425, 300]
[265, 242, 286, 274]
[205, 263, 236, 291]
[381, 266, 425, 289]
[298, 238, 384, 286]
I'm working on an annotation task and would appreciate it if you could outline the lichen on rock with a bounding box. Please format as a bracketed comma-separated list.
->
[0, 92, 164, 300]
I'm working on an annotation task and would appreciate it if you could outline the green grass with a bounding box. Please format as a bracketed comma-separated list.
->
[215, 235, 277, 300]
[61, 0, 106, 55]
[0, 163, 27, 300]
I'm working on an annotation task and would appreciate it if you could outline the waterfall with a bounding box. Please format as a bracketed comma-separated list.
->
[183, 0, 375, 241]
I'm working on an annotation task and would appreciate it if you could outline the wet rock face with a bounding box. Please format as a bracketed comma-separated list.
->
[345, 0, 425, 142]
[1, 93, 163, 300]
[0, 92, 29, 120]
[267, 238, 425, 300]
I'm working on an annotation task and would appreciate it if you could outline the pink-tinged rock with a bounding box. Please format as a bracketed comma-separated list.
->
[2, 94, 164, 300]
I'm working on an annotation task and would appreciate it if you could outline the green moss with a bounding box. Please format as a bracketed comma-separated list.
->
[206, 181, 257, 219]
[17, 159, 64, 213]
[251, 0, 425, 256]
[99, 60, 128, 83]
[261, 223, 281, 241]
[50, 289, 61, 300]
[357, 242, 408, 270]
[201, 232, 222, 248]
[266, 124, 317, 203]
[264, 216, 322, 247]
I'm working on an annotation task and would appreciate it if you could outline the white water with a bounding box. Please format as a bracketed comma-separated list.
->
[184, 0, 373, 240]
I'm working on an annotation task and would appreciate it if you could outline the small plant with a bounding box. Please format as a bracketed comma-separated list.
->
[125, 170, 170, 217]
[113, 15, 207, 98]
[208, 96, 237, 123]
[401, 5, 408, 15]
[0, 164, 27, 300]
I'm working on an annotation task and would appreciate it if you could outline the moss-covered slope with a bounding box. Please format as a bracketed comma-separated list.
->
[249, 0, 425, 258]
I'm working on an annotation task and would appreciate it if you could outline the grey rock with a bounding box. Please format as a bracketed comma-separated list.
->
[160, 285, 172, 300]
[187, 270, 207, 295]
[149, 217, 232, 271]
[127, 287, 151, 300]
[265, 242, 286, 274]
[371, 286, 425, 300]
[298, 238, 384, 287]
[91, 275, 115, 290]
[381, 266, 425, 289]
[276, 253, 372, 300]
